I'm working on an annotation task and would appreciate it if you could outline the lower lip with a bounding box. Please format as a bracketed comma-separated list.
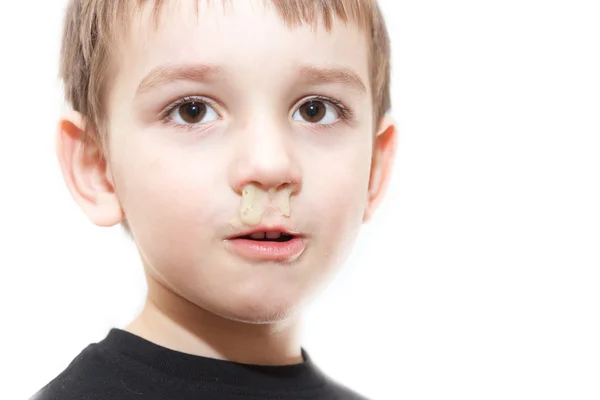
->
[225, 237, 306, 262]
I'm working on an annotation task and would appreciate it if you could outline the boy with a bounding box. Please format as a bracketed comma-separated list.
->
[33, 0, 396, 399]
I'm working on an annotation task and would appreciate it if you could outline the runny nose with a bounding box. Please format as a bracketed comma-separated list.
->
[238, 182, 294, 226]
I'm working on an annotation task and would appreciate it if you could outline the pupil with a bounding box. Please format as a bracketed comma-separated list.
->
[180, 102, 206, 123]
[307, 102, 320, 116]
[301, 101, 325, 122]
[187, 103, 201, 117]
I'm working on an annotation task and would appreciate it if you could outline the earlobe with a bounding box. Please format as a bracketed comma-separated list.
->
[56, 112, 124, 227]
[363, 115, 398, 222]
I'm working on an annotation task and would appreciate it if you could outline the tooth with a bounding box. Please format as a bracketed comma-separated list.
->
[266, 232, 281, 240]
[250, 232, 266, 240]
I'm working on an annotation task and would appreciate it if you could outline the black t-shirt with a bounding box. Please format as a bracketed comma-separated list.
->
[32, 329, 370, 399]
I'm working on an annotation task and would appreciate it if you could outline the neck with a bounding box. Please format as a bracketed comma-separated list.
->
[126, 273, 304, 366]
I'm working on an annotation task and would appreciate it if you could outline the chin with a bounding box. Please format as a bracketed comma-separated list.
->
[211, 292, 300, 325]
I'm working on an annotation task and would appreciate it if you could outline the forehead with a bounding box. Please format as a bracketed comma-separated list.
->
[112, 0, 371, 99]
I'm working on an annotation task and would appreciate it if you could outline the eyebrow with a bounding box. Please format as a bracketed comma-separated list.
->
[136, 64, 225, 95]
[135, 64, 367, 96]
[297, 65, 367, 94]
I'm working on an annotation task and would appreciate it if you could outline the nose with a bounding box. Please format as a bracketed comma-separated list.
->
[229, 114, 302, 195]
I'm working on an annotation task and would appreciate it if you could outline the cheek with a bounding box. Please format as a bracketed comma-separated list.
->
[110, 134, 225, 265]
[303, 142, 373, 258]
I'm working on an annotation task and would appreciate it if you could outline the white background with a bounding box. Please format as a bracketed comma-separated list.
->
[1, 1, 599, 399]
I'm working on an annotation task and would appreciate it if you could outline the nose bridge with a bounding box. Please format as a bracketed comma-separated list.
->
[230, 108, 300, 191]
[246, 111, 288, 162]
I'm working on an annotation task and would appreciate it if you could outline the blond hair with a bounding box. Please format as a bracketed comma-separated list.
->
[60, 0, 391, 153]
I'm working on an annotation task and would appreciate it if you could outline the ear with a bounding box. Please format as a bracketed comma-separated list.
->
[363, 115, 397, 222]
[56, 112, 124, 227]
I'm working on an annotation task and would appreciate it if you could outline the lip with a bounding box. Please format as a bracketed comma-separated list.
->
[225, 237, 306, 262]
[224, 225, 306, 263]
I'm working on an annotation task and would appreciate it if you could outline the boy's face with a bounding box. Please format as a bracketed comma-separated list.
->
[84, 0, 394, 323]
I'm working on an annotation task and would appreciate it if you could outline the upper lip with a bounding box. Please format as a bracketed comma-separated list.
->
[226, 225, 302, 240]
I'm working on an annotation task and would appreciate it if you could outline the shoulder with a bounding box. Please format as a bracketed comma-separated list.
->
[302, 350, 372, 399]
[316, 375, 370, 400]
[30, 343, 140, 400]
[322, 376, 372, 400]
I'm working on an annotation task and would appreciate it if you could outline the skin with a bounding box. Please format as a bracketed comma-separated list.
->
[57, 0, 397, 366]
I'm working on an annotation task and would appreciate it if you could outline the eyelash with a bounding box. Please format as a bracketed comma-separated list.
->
[160, 95, 219, 131]
[300, 95, 353, 123]
[159, 94, 353, 130]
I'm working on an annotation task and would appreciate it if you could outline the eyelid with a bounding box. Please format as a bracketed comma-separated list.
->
[158, 94, 352, 129]
[160, 95, 222, 121]
[291, 95, 352, 121]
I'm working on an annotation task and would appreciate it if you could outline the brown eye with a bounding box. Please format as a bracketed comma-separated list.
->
[293, 99, 340, 124]
[299, 101, 326, 122]
[178, 102, 207, 123]
[168, 100, 219, 125]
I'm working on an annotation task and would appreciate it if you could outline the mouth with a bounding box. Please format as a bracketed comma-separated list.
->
[238, 231, 295, 242]
[225, 228, 306, 262]
[226, 226, 302, 242]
